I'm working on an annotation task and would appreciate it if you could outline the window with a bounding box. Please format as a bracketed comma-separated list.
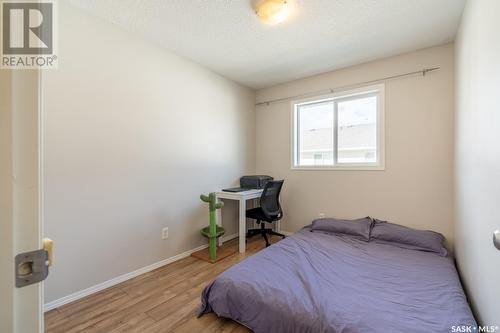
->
[292, 84, 384, 170]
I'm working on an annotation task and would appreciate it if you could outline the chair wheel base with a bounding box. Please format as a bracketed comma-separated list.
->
[246, 226, 285, 247]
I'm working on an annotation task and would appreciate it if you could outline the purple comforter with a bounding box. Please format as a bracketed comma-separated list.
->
[200, 228, 476, 333]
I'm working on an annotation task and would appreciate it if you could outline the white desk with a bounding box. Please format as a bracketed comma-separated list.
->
[216, 189, 280, 253]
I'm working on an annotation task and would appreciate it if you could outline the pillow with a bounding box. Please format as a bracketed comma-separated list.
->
[370, 219, 447, 256]
[311, 217, 373, 241]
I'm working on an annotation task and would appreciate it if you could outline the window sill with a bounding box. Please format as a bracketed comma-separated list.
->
[290, 165, 385, 171]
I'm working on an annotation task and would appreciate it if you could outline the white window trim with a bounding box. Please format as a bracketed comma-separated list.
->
[291, 84, 385, 171]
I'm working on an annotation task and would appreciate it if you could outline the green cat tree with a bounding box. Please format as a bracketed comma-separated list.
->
[200, 193, 225, 261]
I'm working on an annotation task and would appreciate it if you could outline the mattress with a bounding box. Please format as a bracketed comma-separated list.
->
[199, 227, 476, 333]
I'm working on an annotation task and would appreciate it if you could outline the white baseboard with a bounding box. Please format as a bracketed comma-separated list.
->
[221, 233, 239, 242]
[281, 230, 294, 236]
[43, 232, 239, 312]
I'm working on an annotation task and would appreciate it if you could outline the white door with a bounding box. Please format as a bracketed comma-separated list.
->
[0, 69, 44, 333]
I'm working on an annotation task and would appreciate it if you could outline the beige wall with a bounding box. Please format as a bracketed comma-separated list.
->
[43, 3, 255, 303]
[454, 0, 500, 324]
[256, 44, 455, 247]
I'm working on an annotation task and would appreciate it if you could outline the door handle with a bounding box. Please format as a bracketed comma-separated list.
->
[494, 230, 500, 251]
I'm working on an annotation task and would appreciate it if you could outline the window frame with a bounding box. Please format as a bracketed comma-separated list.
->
[291, 84, 385, 171]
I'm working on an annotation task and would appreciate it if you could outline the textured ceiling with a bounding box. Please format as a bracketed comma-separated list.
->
[68, 0, 466, 89]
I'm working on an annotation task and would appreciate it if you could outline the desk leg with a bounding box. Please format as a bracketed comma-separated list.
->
[216, 199, 223, 247]
[239, 199, 246, 253]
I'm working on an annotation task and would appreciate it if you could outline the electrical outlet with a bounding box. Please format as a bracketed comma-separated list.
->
[318, 213, 325, 218]
[162, 227, 169, 239]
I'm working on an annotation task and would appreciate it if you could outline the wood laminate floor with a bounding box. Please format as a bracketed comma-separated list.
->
[45, 236, 281, 333]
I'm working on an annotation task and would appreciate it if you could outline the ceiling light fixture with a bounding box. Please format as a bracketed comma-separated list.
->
[256, 0, 292, 25]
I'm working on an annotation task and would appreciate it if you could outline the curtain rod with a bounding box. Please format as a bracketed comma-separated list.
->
[255, 67, 440, 107]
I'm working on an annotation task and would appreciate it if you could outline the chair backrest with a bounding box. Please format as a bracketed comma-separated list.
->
[260, 180, 284, 220]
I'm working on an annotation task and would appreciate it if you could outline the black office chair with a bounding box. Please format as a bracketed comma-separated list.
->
[246, 180, 286, 247]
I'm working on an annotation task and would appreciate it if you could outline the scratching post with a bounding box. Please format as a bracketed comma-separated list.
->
[200, 193, 225, 261]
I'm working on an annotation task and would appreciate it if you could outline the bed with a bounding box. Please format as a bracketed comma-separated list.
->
[199, 223, 476, 333]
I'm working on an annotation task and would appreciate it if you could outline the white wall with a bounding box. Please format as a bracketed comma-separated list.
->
[43, 2, 255, 303]
[256, 44, 455, 247]
[454, 0, 500, 324]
